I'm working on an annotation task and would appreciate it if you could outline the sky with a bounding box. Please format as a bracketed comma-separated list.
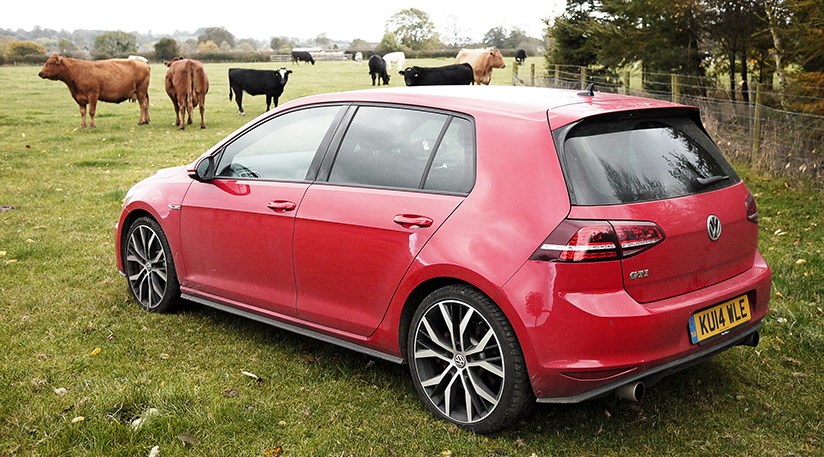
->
[4, 1, 567, 43]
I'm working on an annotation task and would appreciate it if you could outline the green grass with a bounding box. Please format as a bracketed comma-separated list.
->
[0, 60, 821, 456]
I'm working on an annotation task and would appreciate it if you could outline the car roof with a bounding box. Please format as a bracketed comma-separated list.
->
[282, 85, 691, 129]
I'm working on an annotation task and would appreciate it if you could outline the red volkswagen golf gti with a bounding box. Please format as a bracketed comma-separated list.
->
[116, 86, 771, 433]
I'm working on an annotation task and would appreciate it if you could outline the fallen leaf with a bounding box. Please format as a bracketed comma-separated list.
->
[441, 451, 453, 457]
[54, 387, 68, 396]
[241, 370, 264, 384]
[604, 409, 612, 418]
[71, 416, 85, 424]
[159, 353, 170, 360]
[795, 259, 807, 265]
[178, 433, 200, 446]
[89, 347, 102, 356]
[148, 446, 160, 457]
[278, 420, 287, 427]
[263, 446, 284, 456]
[222, 388, 239, 397]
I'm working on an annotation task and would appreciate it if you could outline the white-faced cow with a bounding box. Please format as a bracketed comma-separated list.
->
[228, 67, 292, 115]
[455, 47, 507, 85]
[382, 51, 405, 71]
[291, 51, 315, 65]
[354, 51, 363, 64]
[38, 53, 151, 128]
[368, 54, 390, 86]
[399, 64, 474, 86]
[165, 58, 209, 130]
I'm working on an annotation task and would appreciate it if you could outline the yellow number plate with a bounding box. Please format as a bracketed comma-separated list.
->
[689, 295, 751, 344]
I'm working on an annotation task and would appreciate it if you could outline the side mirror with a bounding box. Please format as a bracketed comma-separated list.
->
[188, 155, 216, 182]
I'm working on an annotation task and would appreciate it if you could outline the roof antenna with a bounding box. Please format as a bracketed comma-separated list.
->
[578, 83, 596, 97]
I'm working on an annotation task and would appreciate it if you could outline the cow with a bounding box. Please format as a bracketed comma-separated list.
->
[291, 51, 315, 65]
[515, 49, 527, 65]
[128, 55, 149, 63]
[455, 47, 507, 85]
[399, 64, 474, 86]
[382, 51, 405, 71]
[368, 54, 390, 86]
[164, 58, 209, 130]
[37, 53, 150, 128]
[354, 51, 363, 64]
[228, 67, 292, 115]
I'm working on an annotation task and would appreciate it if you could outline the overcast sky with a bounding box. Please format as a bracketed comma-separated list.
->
[4, 1, 566, 43]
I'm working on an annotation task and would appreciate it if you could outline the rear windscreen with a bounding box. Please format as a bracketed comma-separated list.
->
[558, 111, 740, 205]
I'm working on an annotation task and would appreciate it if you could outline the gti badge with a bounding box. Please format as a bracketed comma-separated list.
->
[707, 215, 722, 241]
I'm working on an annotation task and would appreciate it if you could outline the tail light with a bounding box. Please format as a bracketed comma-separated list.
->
[745, 193, 759, 223]
[531, 219, 665, 262]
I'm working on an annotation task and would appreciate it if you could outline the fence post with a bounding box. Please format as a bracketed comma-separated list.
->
[555, 65, 560, 88]
[623, 70, 631, 95]
[751, 83, 762, 165]
[512, 62, 519, 85]
[581, 67, 588, 90]
[671, 73, 680, 103]
[530, 63, 535, 87]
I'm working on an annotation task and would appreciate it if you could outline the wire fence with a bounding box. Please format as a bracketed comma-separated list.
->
[512, 63, 824, 180]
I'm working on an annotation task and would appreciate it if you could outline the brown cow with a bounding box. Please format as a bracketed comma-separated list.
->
[38, 53, 151, 128]
[164, 58, 209, 130]
[455, 47, 507, 85]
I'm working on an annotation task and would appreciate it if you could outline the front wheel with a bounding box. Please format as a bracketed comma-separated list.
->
[407, 285, 534, 433]
[123, 217, 180, 312]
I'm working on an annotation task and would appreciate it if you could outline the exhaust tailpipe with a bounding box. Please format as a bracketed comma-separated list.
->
[615, 382, 645, 402]
[737, 330, 760, 347]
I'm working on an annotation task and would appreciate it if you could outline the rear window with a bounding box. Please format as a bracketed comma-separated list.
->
[558, 110, 740, 205]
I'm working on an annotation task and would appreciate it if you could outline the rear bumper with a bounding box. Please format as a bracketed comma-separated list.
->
[535, 321, 762, 403]
[500, 252, 771, 401]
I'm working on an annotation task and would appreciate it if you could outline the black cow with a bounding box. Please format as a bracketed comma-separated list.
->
[291, 51, 315, 65]
[368, 54, 390, 86]
[228, 67, 292, 114]
[399, 63, 474, 86]
[515, 49, 527, 65]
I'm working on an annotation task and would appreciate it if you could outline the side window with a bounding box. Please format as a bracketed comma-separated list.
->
[328, 106, 449, 189]
[423, 117, 475, 194]
[216, 106, 342, 181]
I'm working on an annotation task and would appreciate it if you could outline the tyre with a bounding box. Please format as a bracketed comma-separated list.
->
[123, 217, 180, 312]
[407, 284, 534, 433]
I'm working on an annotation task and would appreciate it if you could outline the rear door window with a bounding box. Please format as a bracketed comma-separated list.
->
[558, 110, 740, 205]
[327, 106, 475, 194]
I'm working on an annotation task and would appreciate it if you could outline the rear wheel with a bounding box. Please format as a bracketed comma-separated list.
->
[123, 217, 180, 312]
[407, 285, 533, 433]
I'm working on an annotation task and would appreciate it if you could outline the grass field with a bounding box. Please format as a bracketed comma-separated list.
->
[0, 59, 821, 456]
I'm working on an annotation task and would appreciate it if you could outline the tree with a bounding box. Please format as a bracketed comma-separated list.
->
[198, 40, 219, 53]
[483, 27, 508, 49]
[8, 40, 46, 58]
[547, 0, 599, 67]
[198, 27, 234, 49]
[376, 32, 402, 55]
[270, 36, 290, 51]
[57, 38, 77, 54]
[314, 33, 331, 48]
[385, 8, 437, 50]
[154, 37, 179, 61]
[442, 15, 471, 48]
[93, 31, 137, 58]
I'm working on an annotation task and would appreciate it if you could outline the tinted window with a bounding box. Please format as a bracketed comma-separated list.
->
[423, 117, 475, 194]
[216, 106, 341, 181]
[329, 106, 473, 193]
[560, 113, 740, 205]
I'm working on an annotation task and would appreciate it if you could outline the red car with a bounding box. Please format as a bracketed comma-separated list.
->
[116, 86, 771, 433]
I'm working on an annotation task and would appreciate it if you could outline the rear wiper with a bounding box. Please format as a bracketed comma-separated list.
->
[695, 174, 729, 188]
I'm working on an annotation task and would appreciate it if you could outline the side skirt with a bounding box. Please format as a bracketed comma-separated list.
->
[181, 293, 404, 364]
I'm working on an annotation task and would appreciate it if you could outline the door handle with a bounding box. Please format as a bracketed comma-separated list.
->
[393, 214, 433, 229]
[267, 200, 297, 212]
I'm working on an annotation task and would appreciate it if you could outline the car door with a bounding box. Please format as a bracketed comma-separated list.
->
[294, 105, 476, 336]
[179, 105, 345, 316]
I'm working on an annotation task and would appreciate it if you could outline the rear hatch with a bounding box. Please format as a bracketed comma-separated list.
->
[553, 108, 759, 303]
